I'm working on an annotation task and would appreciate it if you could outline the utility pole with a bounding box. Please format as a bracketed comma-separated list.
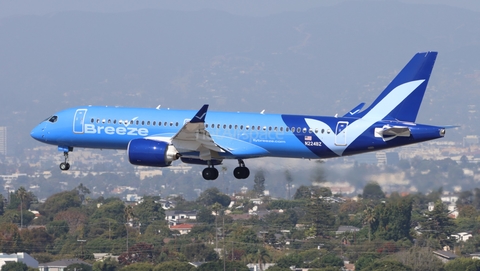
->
[77, 239, 86, 259]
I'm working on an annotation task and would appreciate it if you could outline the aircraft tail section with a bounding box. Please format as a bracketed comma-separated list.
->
[356, 52, 437, 122]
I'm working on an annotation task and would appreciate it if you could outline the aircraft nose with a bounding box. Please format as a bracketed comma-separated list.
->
[30, 125, 46, 142]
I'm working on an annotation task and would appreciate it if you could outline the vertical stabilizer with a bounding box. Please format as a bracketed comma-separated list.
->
[356, 52, 437, 122]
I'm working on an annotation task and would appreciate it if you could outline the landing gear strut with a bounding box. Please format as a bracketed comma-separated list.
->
[202, 162, 219, 180]
[233, 159, 250, 179]
[59, 151, 70, 171]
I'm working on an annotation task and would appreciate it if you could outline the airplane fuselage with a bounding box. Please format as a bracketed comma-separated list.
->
[32, 106, 444, 160]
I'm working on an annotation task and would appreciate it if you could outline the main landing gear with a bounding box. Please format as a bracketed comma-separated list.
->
[202, 164, 219, 181]
[59, 151, 70, 171]
[202, 159, 250, 180]
[233, 159, 250, 179]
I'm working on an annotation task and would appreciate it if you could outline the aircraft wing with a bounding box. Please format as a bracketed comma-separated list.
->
[343, 102, 366, 117]
[171, 105, 226, 160]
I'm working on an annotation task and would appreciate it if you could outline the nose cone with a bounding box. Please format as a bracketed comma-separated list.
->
[30, 124, 46, 142]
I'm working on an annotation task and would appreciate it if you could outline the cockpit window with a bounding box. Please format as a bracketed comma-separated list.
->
[48, 116, 58, 123]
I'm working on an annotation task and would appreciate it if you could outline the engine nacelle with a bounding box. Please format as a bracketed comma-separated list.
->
[127, 139, 179, 167]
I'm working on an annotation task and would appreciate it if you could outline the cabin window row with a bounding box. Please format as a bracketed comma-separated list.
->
[89, 118, 331, 134]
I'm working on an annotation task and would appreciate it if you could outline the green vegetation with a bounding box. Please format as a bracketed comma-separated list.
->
[4, 158, 480, 271]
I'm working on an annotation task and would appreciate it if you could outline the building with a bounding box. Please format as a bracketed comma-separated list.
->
[165, 210, 197, 225]
[39, 258, 91, 271]
[0, 253, 38, 269]
[169, 223, 194, 235]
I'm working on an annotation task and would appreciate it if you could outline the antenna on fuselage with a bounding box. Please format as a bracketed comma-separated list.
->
[156, 105, 161, 109]
[260, 110, 265, 114]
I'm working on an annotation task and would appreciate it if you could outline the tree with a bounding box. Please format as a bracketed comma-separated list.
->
[17, 187, 27, 228]
[197, 188, 230, 207]
[363, 207, 375, 242]
[196, 261, 249, 271]
[0, 222, 21, 253]
[19, 227, 54, 253]
[1, 261, 28, 271]
[153, 261, 195, 271]
[118, 242, 155, 265]
[362, 182, 385, 200]
[253, 248, 271, 271]
[40, 190, 82, 219]
[134, 196, 164, 233]
[372, 197, 413, 241]
[253, 169, 266, 196]
[46, 220, 69, 238]
[294, 185, 311, 200]
[392, 247, 444, 271]
[65, 263, 92, 271]
[92, 257, 119, 271]
[444, 257, 480, 271]
[305, 197, 334, 238]
[420, 200, 456, 249]
[196, 207, 215, 224]
[362, 259, 412, 271]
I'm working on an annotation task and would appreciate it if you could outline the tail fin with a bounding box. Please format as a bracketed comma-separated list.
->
[356, 51, 437, 122]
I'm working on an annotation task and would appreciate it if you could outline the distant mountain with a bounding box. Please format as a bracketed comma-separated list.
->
[1, 1, 479, 154]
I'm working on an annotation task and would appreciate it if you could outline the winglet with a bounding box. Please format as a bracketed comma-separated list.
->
[190, 104, 209, 123]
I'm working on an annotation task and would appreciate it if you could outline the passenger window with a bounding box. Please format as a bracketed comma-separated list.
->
[108, 119, 111, 124]
[217, 124, 220, 129]
[240, 125, 243, 130]
[321, 129, 325, 134]
[147, 121, 150, 125]
[90, 118, 94, 123]
[280, 127, 283, 132]
[142, 121, 145, 125]
[176, 122, 179, 126]
[223, 124, 227, 129]
[268, 127, 272, 131]
[291, 127, 295, 132]
[229, 125, 232, 129]
[315, 128, 319, 133]
[286, 127, 289, 132]
[102, 119, 105, 124]
[153, 121, 156, 126]
[297, 127, 301, 133]
[235, 125, 238, 129]
[113, 120, 116, 124]
[303, 128, 307, 133]
[206, 124, 209, 128]
[136, 120, 139, 125]
[258, 126, 261, 130]
[170, 122, 173, 126]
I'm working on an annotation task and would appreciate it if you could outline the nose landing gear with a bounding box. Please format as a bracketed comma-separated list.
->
[58, 146, 73, 171]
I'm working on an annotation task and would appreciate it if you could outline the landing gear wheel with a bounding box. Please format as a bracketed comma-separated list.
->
[234, 167, 250, 179]
[202, 167, 219, 180]
[60, 162, 70, 171]
[59, 150, 71, 171]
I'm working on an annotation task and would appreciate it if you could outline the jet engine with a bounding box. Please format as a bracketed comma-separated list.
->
[127, 139, 179, 167]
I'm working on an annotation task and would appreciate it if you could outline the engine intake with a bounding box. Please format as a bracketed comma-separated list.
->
[127, 139, 179, 167]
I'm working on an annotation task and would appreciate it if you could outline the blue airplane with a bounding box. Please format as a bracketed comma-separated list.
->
[31, 51, 445, 180]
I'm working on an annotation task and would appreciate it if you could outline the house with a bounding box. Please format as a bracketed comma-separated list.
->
[0, 253, 38, 269]
[38, 258, 92, 271]
[335, 226, 361, 235]
[169, 223, 194, 235]
[165, 210, 197, 225]
[433, 250, 458, 263]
